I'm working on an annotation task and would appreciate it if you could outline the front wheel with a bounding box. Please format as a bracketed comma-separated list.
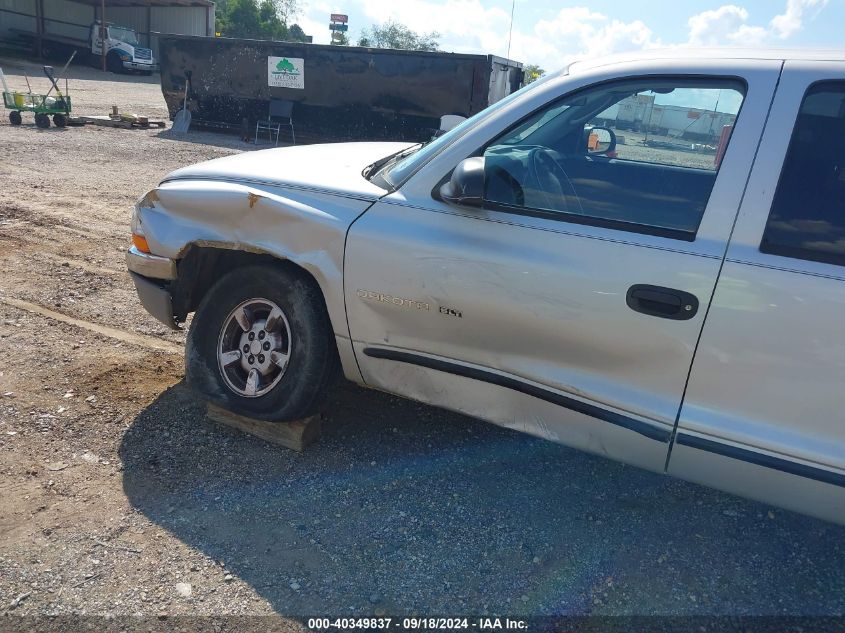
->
[53, 113, 67, 128]
[186, 264, 338, 421]
[9, 111, 22, 126]
[35, 113, 50, 128]
[106, 51, 124, 74]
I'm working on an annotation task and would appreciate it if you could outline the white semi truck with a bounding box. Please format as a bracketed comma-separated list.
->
[14, 20, 157, 74]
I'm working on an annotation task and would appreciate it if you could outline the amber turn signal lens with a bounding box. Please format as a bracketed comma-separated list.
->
[132, 233, 151, 254]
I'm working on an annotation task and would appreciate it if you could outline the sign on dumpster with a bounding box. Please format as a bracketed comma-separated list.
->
[268, 56, 304, 89]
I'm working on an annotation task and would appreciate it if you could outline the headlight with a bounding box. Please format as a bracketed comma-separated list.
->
[130, 204, 143, 236]
[131, 190, 159, 253]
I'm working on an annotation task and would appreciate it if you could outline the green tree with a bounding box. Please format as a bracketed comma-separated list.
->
[523, 64, 545, 84]
[287, 23, 308, 42]
[223, 0, 261, 38]
[357, 19, 439, 51]
[217, 0, 309, 41]
[258, 0, 285, 37]
[330, 31, 350, 45]
[522, 64, 546, 85]
[269, 0, 300, 25]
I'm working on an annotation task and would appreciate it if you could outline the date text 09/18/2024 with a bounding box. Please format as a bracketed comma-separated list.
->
[307, 618, 528, 630]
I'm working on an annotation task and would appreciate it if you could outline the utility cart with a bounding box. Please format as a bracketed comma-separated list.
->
[3, 92, 73, 128]
[1, 59, 73, 128]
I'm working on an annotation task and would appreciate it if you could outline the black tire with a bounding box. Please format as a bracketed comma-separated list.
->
[35, 113, 50, 129]
[53, 113, 67, 128]
[106, 51, 123, 74]
[9, 111, 22, 126]
[186, 264, 338, 422]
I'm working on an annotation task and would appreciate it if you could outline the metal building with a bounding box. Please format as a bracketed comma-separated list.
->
[0, 0, 215, 58]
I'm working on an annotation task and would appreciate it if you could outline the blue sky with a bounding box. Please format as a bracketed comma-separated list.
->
[296, 0, 841, 71]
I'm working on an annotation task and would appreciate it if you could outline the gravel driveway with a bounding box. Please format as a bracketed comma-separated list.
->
[1, 56, 844, 623]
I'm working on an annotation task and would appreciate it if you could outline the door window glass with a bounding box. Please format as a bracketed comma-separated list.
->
[760, 81, 845, 267]
[483, 79, 745, 240]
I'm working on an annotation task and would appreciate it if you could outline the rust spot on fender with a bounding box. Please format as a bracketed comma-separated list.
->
[247, 192, 261, 208]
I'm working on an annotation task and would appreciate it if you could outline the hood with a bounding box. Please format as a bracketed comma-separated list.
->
[163, 141, 415, 200]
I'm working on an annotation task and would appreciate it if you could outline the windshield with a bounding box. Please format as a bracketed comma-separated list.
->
[375, 71, 558, 189]
[109, 26, 139, 46]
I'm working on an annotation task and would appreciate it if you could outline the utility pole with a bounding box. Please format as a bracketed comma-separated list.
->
[101, 0, 106, 72]
[35, 0, 44, 60]
[643, 95, 655, 143]
[506, 0, 515, 60]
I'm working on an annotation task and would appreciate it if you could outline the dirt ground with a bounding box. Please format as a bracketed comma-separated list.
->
[1, 57, 845, 626]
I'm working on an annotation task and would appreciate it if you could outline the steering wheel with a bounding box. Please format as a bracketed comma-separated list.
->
[528, 147, 583, 215]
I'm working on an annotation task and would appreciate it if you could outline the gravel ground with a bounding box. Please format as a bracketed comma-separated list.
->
[1, 56, 845, 624]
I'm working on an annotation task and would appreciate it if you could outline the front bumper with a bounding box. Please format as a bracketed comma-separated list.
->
[129, 272, 178, 330]
[126, 246, 179, 329]
[123, 60, 159, 72]
[126, 245, 176, 280]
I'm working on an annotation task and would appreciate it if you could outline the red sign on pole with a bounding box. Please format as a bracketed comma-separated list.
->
[330, 13, 348, 23]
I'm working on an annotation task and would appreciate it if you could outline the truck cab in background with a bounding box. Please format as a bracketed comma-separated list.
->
[90, 21, 157, 75]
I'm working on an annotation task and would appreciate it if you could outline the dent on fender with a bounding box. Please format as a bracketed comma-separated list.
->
[137, 178, 373, 350]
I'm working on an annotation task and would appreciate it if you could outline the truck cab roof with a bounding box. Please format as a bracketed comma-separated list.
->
[565, 47, 845, 78]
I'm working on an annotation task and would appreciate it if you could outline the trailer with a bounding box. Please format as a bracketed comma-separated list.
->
[609, 94, 737, 142]
[157, 34, 524, 143]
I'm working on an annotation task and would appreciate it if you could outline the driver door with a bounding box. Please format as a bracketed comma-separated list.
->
[91, 26, 105, 56]
[344, 67, 780, 472]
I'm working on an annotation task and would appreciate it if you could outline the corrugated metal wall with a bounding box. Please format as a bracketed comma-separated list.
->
[108, 6, 213, 55]
[44, 0, 93, 42]
[105, 6, 147, 39]
[0, 1, 213, 57]
[0, 0, 36, 33]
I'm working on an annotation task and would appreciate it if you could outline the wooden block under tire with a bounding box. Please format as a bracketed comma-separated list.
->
[205, 403, 322, 452]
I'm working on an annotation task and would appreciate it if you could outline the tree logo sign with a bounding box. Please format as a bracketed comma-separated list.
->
[268, 56, 304, 89]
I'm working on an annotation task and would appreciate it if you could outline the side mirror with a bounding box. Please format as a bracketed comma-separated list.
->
[584, 126, 617, 156]
[439, 157, 485, 207]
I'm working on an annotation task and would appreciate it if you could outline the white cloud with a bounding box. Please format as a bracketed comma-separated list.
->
[688, 5, 750, 46]
[299, 1, 658, 71]
[482, 5, 659, 70]
[298, 1, 344, 44]
[299, 0, 830, 71]
[687, 0, 829, 47]
[355, 0, 512, 44]
[770, 0, 828, 39]
[534, 8, 657, 62]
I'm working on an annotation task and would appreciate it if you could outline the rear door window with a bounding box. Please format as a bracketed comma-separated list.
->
[760, 81, 845, 266]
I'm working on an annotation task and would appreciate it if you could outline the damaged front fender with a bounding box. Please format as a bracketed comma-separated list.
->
[135, 178, 375, 345]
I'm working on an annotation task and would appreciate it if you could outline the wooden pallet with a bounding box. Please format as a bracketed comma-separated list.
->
[72, 115, 166, 129]
[206, 403, 322, 452]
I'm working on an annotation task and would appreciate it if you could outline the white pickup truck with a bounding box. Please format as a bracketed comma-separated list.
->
[127, 49, 845, 524]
